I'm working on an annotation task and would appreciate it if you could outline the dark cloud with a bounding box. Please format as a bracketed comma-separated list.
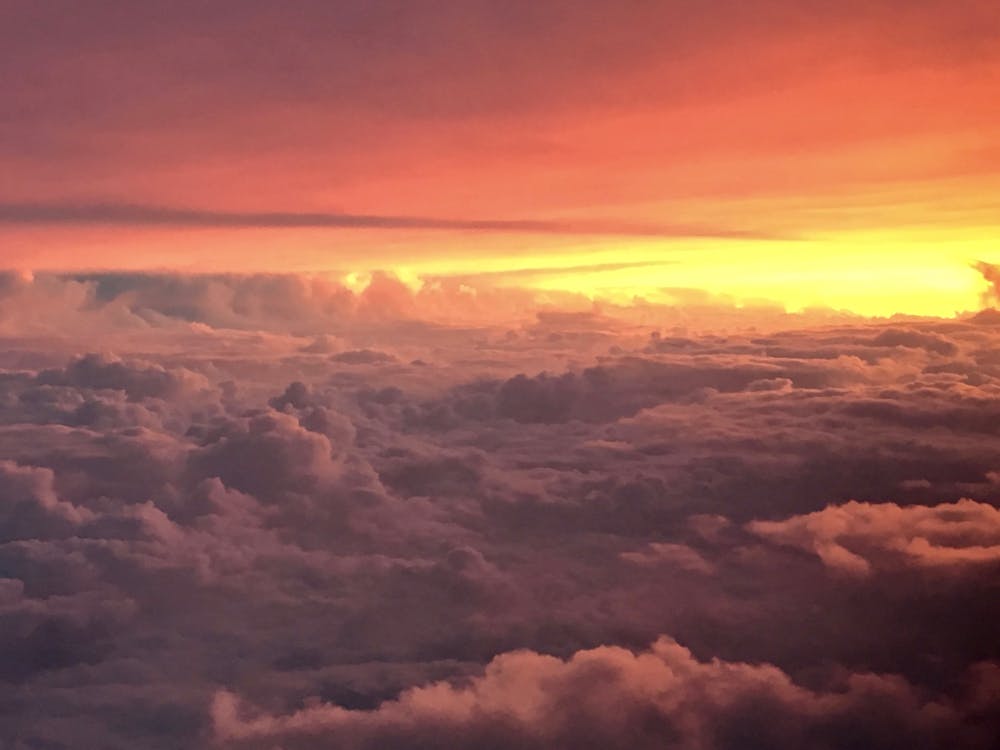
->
[36, 353, 209, 401]
[869, 328, 959, 356]
[0, 202, 776, 240]
[331, 350, 398, 365]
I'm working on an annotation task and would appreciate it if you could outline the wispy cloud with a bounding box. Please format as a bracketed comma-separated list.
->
[0, 202, 781, 240]
[422, 260, 679, 285]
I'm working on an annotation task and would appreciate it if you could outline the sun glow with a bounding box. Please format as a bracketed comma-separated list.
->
[390, 232, 994, 318]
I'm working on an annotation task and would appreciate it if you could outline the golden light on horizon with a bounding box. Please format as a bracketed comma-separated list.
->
[353, 229, 995, 318]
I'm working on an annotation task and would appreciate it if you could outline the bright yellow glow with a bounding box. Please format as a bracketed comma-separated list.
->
[381, 230, 995, 318]
[341, 271, 369, 292]
[5, 221, 997, 319]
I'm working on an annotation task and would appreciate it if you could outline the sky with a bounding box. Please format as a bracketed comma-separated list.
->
[2, 0, 1000, 315]
[4, 4, 1000, 750]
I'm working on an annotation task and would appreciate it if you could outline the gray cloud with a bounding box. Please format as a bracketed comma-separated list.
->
[0, 202, 780, 239]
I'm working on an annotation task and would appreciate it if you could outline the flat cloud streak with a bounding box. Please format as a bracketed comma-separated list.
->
[421, 259, 680, 285]
[0, 202, 780, 239]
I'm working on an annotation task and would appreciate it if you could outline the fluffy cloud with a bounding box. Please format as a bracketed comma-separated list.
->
[749, 499, 1000, 575]
[212, 637, 998, 750]
[0, 461, 92, 542]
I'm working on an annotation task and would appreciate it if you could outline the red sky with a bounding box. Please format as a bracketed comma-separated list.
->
[2, 0, 999, 315]
[5, 6, 1000, 747]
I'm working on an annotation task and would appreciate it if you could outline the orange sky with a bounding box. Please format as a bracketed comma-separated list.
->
[2, 1, 999, 316]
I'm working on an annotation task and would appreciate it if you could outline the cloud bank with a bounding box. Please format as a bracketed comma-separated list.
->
[1, 271, 999, 748]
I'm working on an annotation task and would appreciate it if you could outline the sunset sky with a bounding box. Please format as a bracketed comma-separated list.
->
[4, 4, 1000, 750]
[3, 1, 999, 315]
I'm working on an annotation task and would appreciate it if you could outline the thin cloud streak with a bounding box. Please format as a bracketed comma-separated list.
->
[0, 202, 783, 240]
[422, 260, 680, 284]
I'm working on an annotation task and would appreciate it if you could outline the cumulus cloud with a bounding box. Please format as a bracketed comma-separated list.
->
[36, 353, 209, 401]
[749, 499, 1000, 575]
[212, 637, 998, 750]
[974, 261, 1000, 307]
[0, 461, 92, 542]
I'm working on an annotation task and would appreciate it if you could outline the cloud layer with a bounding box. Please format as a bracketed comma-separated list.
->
[1, 272, 999, 748]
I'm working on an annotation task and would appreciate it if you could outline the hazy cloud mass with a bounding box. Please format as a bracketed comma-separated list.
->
[0, 271, 998, 748]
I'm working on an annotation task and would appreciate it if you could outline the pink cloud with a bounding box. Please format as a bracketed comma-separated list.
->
[212, 636, 995, 749]
[749, 499, 1000, 575]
